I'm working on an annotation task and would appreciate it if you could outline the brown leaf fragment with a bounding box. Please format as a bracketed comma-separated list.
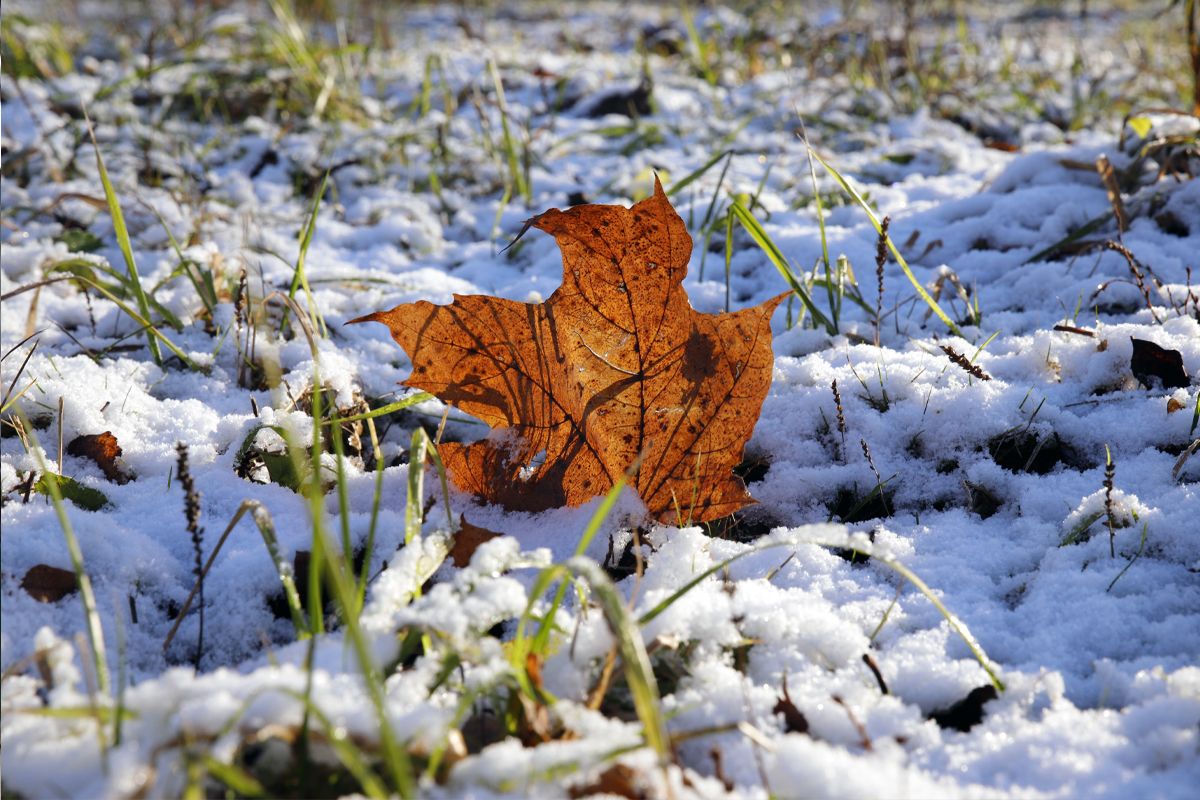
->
[567, 763, 645, 800]
[351, 179, 784, 523]
[449, 516, 502, 567]
[929, 685, 998, 732]
[66, 431, 131, 484]
[773, 674, 809, 734]
[1130, 338, 1189, 390]
[21, 564, 78, 603]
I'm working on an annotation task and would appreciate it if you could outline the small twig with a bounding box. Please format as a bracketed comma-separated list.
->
[1103, 240, 1161, 323]
[862, 653, 889, 695]
[1053, 324, 1095, 337]
[832, 694, 873, 751]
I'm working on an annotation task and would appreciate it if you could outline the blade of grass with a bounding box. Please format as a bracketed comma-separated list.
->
[666, 149, 732, 199]
[83, 111, 162, 365]
[164, 500, 308, 653]
[405, 429, 428, 546]
[808, 146, 964, 338]
[68, 274, 200, 370]
[565, 557, 671, 761]
[18, 409, 111, 698]
[730, 200, 834, 333]
[291, 366, 415, 797]
[286, 172, 329, 339]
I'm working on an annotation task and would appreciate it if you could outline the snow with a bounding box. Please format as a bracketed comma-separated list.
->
[2, 1, 1199, 798]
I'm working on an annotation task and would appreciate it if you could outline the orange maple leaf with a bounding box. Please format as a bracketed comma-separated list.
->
[351, 179, 784, 523]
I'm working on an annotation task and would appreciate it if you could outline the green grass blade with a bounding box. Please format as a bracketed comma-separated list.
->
[566, 557, 671, 761]
[730, 200, 834, 333]
[19, 409, 111, 698]
[405, 429, 428, 546]
[666, 149, 731, 199]
[84, 114, 162, 365]
[809, 147, 964, 338]
[69, 274, 200, 370]
[287, 172, 329, 339]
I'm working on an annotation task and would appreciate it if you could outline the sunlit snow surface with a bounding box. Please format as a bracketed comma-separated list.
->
[2, 2, 1198, 798]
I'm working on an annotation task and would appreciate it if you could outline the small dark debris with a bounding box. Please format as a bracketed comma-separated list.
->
[603, 533, 639, 581]
[963, 480, 1002, 519]
[830, 486, 894, 525]
[582, 77, 653, 118]
[1130, 338, 1189, 390]
[1154, 210, 1189, 237]
[701, 508, 782, 543]
[988, 429, 1067, 475]
[831, 525, 876, 565]
[641, 24, 684, 57]
[936, 459, 959, 475]
[929, 685, 998, 732]
[734, 452, 772, 484]
[773, 675, 809, 734]
[568, 763, 645, 799]
[566, 190, 590, 207]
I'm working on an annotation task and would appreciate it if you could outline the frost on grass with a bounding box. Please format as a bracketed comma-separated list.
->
[3, 1, 1200, 798]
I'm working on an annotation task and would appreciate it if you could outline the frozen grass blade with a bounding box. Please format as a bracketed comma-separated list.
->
[808, 147, 965, 338]
[518, 476, 629, 659]
[84, 112, 162, 365]
[357, 417, 384, 614]
[666, 149, 731, 199]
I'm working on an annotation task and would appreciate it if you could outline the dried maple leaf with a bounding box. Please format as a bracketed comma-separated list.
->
[66, 431, 131, 484]
[351, 180, 784, 523]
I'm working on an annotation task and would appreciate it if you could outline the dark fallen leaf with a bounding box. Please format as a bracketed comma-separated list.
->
[67, 431, 132, 484]
[929, 685, 998, 732]
[34, 472, 108, 510]
[1130, 338, 1189, 390]
[582, 77, 653, 118]
[567, 763, 645, 799]
[773, 674, 809, 734]
[449, 517, 502, 568]
[21, 564, 78, 603]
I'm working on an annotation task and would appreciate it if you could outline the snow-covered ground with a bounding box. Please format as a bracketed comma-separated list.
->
[2, 2, 1198, 798]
